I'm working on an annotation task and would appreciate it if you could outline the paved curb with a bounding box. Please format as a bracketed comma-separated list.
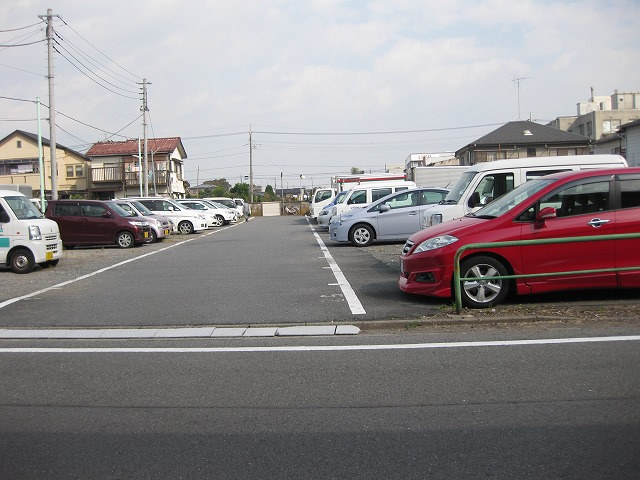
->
[0, 324, 361, 339]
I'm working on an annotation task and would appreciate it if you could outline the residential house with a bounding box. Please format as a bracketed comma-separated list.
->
[0, 129, 89, 199]
[86, 137, 187, 199]
[455, 120, 591, 165]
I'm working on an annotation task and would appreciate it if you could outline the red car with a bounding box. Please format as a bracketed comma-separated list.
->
[399, 167, 640, 308]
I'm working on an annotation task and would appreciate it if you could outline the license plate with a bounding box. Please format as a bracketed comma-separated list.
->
[399, 259, 404, 274]
[46, 251, 53, 261]
[144, 232, 149, 238]
[164, 229, 170, 235]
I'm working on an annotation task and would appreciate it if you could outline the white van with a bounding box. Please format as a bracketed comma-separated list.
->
[0, 189, 62, 273]
[330, 181, 417, 220]
[422, 154, 628, 229]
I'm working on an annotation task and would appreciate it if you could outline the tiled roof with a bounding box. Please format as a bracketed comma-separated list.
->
[86, 137, 183, 156]
[471, 121, 590, 146]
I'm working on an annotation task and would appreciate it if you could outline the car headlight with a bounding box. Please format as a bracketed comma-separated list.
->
[129, 220, 149, 226]
[197, 214, 206, 219]
[430, 214, 442, 226]
[413, 235, 458, 253]
[340, 213, 353, 222]
[28, 225, 42, 240]
[331, 207, 337, 216]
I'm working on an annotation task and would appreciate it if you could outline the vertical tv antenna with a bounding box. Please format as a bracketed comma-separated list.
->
[513, 76, 530, 120]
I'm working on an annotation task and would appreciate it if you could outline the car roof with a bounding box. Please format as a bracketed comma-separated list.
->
[538, 166, 639, 182]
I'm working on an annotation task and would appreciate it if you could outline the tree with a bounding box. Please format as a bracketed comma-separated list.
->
[351, 167, 365, 175]
[230, 183, 249, 200]
[203, 178, 231, 191]
[263, 184, 277, 201]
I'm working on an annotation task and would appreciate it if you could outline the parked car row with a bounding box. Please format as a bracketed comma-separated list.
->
[0, 193, 244, 273]
[321, 156, 638, 310]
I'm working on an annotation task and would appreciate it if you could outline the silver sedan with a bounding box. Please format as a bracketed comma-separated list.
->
[328, 188, 448, 247]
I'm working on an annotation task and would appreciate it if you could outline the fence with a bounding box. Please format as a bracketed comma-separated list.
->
[453, 232, 640, 314]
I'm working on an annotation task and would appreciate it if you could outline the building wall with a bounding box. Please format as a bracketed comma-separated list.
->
[626, 125, 640, 167]
[568, 110, 640, 140]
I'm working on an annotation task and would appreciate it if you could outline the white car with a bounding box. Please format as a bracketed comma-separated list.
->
[175, 199, 237, 227]
[125, 197, 207, 234]
[112, 199, 173, 242]
[204, 197, 244, 218]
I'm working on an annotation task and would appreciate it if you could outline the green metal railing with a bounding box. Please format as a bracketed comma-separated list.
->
[453, 232, 640, 313]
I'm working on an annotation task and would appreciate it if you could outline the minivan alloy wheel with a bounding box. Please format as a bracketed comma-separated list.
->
[9, 248, 35, 274]
[459, 255, 509, 308]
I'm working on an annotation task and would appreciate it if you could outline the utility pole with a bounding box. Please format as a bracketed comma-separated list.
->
[140, 79, 150, 196]
[249, 124, 254, 203]
[40, 8, 59, 199]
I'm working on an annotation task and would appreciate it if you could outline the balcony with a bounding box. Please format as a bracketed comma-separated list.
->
[91, 167, 172, 186]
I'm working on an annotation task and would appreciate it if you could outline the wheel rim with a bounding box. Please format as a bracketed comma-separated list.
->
[353, 227, 371, 245]
[214, 216, 223, 226]
[462, 264, 503, 304]
[179, 222, 192, 234]
[14, 254, 29, 270]
[118, 233, 133, 247]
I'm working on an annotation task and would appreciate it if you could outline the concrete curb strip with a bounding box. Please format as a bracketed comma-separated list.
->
[0, 325, 362, 339]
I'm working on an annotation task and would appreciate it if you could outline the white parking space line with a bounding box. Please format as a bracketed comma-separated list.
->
[0, 225, 237, 310]
[307, 219, 366, 315]
[1, 335, 639, 354]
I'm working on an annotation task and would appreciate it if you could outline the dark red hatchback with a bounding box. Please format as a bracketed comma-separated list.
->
[45, 200, 151, 248]
[399, 168, 640, 308]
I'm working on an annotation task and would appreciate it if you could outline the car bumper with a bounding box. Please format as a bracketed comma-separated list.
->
[398, 252, 453, 298]
[328, 223, 349, 243]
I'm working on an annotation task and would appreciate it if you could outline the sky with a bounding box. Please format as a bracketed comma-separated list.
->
[1, 0, 639, 190]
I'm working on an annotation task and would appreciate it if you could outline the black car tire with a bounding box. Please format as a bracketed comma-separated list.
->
[349, 224, 374, 247]
[459, 255, 509, 308]
[213, 215, 224, 227]
[9, 248, 35, 274]
[116, 231, 135, 248]
[178, 221, 194, 234]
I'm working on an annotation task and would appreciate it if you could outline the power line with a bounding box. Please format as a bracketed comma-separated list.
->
[0, 38, 46, 47]
[58, 15, 141, 82]
[53, 42, 140, 97]
[0, 21, 42, 32]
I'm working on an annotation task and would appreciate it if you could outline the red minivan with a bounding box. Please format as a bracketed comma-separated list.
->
[399, 168, 640, 308]
[45, 200, 151, 248]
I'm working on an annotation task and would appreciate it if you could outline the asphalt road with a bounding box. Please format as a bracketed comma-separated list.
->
[1, 321, 639, 479]
[0, 216, 449, 328]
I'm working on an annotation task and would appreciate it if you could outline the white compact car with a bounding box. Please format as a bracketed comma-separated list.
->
[175, 199, 237, 227]
[113, 199, 173, 242]
[125, 197, 207, 234]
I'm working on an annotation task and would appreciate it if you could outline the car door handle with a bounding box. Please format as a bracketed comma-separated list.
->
[408, 211, 418, 216]
[587, 218, 610, 228]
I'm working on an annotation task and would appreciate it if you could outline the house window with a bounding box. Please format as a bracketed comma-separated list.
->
[602, 119, 621, 134]
[557, 149, 569, 156]
[586, 122, 593, 137]
[527, 147, 536, 157]
[16, 140, 22, 148]
[66, 165, 85, 178]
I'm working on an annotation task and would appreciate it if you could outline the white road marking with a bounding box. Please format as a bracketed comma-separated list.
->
[0, 225, 237, 310]
[307, 218, 366, 315]
[1, 335, 639, 354]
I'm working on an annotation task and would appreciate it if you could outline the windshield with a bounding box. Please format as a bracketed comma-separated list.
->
[333, 191, 348, 205]
[442, 171, 476, 203]
[130, 200, 153, 215]
[106, 201, 137, 217]
[5, 195, 43, 220]
[472, 178, 554, 218]
[314, 189, 333, 203]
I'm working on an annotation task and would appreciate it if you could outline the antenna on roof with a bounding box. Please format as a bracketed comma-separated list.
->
[513, 76, 530, 120]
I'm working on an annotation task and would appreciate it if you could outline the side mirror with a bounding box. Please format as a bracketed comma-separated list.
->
[379, 204, 391, 213]
[468, 192, 481, 208]
[0, 210, 10, 223]
[535, 206, 556, 228]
